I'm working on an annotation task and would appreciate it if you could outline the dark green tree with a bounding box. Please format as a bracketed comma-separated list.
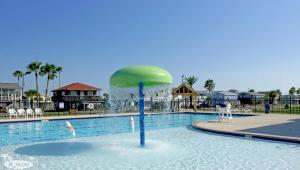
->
[26, 61, 42, 107]
[204, 79, 215, 93]
[184, 76, 198, 88]
[40, 63, 58, 110]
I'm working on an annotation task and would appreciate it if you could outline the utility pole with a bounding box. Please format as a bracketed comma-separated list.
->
[181, 75, 185, 84]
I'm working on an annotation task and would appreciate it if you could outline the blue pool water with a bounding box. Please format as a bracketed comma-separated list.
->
[0, 113, 300, 170]
[0, 113, 217, 146]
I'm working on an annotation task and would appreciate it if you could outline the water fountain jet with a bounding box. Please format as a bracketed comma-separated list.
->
[109, 66, 173, 147]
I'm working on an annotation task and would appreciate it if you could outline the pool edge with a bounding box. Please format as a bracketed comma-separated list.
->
[192, 121, 300, 144]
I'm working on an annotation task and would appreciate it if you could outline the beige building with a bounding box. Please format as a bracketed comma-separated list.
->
[0, 83, 22, 111]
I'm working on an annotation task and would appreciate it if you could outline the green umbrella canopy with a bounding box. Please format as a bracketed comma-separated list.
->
[110, 66, 173, 88]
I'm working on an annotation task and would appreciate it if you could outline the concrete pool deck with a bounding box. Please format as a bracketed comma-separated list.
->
[193, 114, 300, 144]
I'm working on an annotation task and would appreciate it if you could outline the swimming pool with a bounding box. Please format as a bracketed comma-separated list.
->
[0, 113, 300, 169]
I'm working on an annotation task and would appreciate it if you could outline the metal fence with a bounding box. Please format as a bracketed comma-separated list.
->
[171, 95, 300, 114]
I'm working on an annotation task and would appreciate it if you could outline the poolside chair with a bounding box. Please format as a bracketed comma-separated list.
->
[17, 108, 26, 118]
[8, 109, 17, 119]
[231, 108, 240, 113]
[35, 108, 43, 117]
[216, 105, 225, 122]
[26, 108, 34, 118]
[225, 103, 233, 122]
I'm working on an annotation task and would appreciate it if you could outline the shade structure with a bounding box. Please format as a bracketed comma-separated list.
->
[109, 66, 173, 88]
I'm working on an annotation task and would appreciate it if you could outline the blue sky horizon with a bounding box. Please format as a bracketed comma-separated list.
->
[1, 0, 300, 95]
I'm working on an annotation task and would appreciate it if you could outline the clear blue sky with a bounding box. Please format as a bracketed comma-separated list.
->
[1, 0, 299, 94]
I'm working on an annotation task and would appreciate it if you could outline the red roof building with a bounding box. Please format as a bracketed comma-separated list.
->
[52, 82, 100, 92]
[52, 82, 102, 112]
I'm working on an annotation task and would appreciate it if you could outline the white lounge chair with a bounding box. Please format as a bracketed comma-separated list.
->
[225, 103, 233, 122]
[26, 108, 34, 118]
[8, 109, 17, 119]
[17, 108, 26, 118]
[35, 108, 43, 117]
[231, 108, 240, 113]
[216, 105, 225, 122]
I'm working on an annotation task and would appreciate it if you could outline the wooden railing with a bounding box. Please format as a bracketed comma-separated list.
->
[52, 95, 101, 102]
[0, 96, 20, 101]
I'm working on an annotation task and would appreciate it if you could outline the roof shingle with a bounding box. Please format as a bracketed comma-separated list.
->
[52, 82, 100, 92]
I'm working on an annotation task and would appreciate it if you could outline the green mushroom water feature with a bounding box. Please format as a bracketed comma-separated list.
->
[109, 66, 173, 147]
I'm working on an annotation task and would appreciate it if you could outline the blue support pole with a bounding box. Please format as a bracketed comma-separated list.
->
[139, 82, 145, 147]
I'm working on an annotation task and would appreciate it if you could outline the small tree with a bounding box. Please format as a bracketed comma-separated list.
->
[249, 89, 255, 92]
[25, 90, 39, 108]
[204, 79, 215, 93]
[297, 88, 300, 104]
[268, 89, 281, 104]
[297, 88, 300, 96]
[289, 87, 296, 96]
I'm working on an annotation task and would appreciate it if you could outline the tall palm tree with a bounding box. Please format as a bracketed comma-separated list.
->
[204, 79, 215, 93]
[40, 63, 57, 110]
[184, 76, 198, 88]
[289, 87, 296, 95]
[26, 61, 42, 107]
[56, 66, 63, 88]
[13, 70, 24, 107]
[13, 70, 23, 86]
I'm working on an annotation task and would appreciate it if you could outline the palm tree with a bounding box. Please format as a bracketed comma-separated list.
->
[204, 79, 215, 93]
[13, 70, 24, 107]
[12, 70, 23, 86]
[289, 87, 296, 96]
[40, 63, 58, 110]
[184, 76, 198, 88]
[26, 61, 42, 107]
[268, 89, 281, 104]
[184, 76, 198, 108]
[25, 89, 39, 108]
[297, 88, 300, 104]
[56, 66, 63, 88]
[249, 89, 255, 92]
[204, 79, 215, 106]
[297, 88, 300, 96]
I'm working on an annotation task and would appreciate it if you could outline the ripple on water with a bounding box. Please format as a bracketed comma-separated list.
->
[0, 127, 299, 170]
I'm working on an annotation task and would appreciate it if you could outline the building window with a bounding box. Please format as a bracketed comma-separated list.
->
[84, 91, 88, 96]
[65, 91, 70, 95]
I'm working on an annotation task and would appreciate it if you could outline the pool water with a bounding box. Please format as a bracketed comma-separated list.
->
[0, 113, 300, 170]
[0, 113, 217, 146]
